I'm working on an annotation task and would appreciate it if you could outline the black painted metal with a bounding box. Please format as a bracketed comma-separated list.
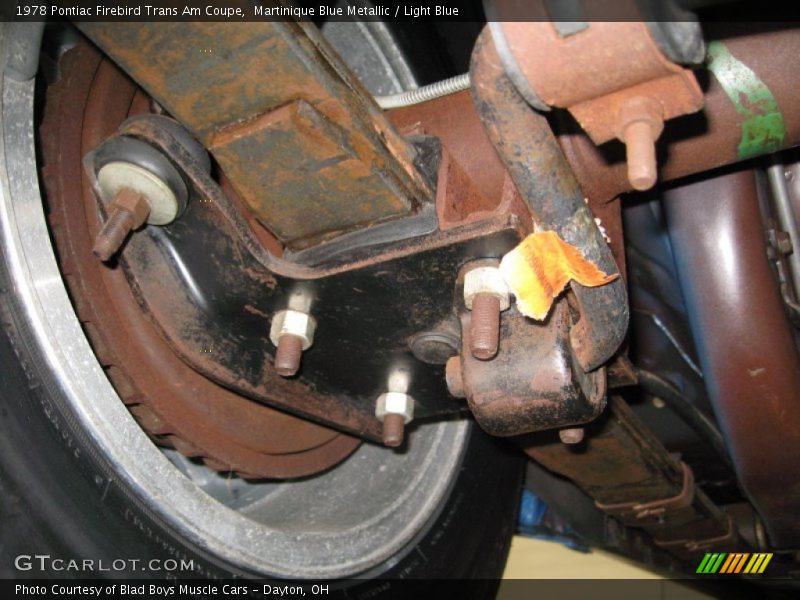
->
[469, 30, 629, 373]
[85, 120, 524, 441]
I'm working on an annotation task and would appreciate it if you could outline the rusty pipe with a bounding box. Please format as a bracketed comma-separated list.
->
[562, 27, 800, 202]
[664, 168, 800, 549]
[391, 28, 800, 208]
[469, 29, 629, 372]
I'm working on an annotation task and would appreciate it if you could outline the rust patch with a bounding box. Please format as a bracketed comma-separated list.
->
[209, 99, 410, 245]
[470, 30, 629, 371]
[493, 1, 703, 191]
[557, 27, 800, 202]
[456, 298, 606, 437]
[78, 21, 433, 247]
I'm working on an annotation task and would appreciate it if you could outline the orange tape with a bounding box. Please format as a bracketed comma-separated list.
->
[500, 230, 618, 321]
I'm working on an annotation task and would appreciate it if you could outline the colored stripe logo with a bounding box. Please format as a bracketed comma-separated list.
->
[696, 552, 773, 574]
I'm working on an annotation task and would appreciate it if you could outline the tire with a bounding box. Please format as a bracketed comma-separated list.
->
[0, 21, 524, 594]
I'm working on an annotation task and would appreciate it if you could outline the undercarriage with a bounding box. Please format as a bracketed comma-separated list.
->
[1, 0, 800, 589]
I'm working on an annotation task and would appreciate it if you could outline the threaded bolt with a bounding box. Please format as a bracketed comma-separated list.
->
[274, 334, 303, 377]
[445, 356, 465, 398]
[617, 96, 664, 192]
[93, 207, 135, 261]
[623, 120, 658, 192]
[382, 413, 406, 447]
[269, 309, 316, 378]
[470, 293, 501, 360]
[376, 391, 413, 449]
[559, 427, 585, 445]
[92, 189, 151, 262]
[463, 263, 509, 361]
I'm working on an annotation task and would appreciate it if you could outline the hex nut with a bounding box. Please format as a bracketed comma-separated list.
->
[463, 266, 510, 310]
[92, 189, 152, 261]
[375, 392, 414, 424]
[269, 309, 317, 350]
[97, 161, 180, 226]
[110, 188, 151, 229]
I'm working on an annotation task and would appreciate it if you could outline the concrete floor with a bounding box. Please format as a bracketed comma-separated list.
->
[502, 536, 662, 579]
[499, 536, 714, 599]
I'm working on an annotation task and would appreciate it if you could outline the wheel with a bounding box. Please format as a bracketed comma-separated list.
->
[0, 20, 523, 592]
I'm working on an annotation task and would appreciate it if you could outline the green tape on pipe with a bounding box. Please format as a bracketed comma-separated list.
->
[707, 40, 786, 159]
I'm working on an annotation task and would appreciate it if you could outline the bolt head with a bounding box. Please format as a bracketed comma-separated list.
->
[463, 266, 510, 310]
[270, 309, 316, 350]
[375, 392, 414, 423]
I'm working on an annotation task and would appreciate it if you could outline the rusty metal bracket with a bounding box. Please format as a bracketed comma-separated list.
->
[77, 21, 433, 249]
[595, 462, 694, 525]
[450, 299, 607, 437]
[470, 29, 629, 372]
[488, 0, 704, 191]
[83, 116, 527, 443]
